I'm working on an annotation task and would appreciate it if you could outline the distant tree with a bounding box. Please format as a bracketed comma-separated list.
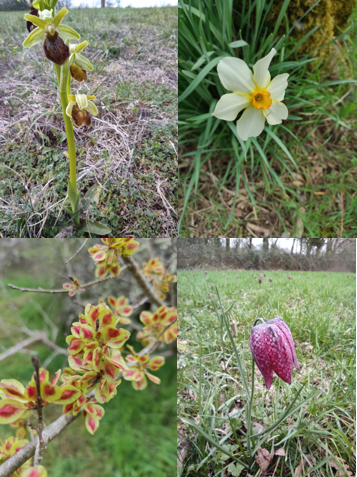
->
[0, 0, 29, 12]
[101, 0, 105, 7]
[262, 238, 269, 252]
[226, 238, 230, 251]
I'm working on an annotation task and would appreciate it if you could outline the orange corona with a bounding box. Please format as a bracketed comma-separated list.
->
[252, 90, 272, 110]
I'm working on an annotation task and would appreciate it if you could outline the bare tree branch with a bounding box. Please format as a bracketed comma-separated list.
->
[121, 256, 164, 307]
[65, 239, 88, 264]
[7, 266, 127, 294]
[0, 413, 80, 477]
[0, 337, 39, 362]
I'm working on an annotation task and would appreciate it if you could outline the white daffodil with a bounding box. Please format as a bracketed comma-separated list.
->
[212, 48, 289, 141]
[66, 93, 98, 127]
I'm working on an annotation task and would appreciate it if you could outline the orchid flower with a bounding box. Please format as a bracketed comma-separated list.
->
[212, 48, 289, 141]
[66, 93, 98, 127]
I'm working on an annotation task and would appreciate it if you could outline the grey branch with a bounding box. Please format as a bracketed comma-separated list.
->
[0, 412, 80, 477]
[65, 239, 88, 264]
[7, 266, 127, 294]
[121, 256, 164, 307]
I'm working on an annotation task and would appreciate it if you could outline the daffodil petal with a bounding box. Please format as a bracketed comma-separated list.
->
[217, 57, 255, 95]
[236, 106, 265, 141]
[24, 14, 47, 29]
[212, 93, 251, 121]
[86, 101, 98, 116]
[266, 73, 289, 101]
[265, 101, 288, 125]
[253, 47, 276, 90]
[23, 28, 46, 48]
[74, 53, 93, 71]
[53, 7, 68, 27]
[66, 100, 76, 118]
[58, 24, 80, 41]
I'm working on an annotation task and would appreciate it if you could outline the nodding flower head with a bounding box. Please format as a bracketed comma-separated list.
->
[27, 6, 39, 33]
[258, 278, 262, 284]
[69, 41, 93, 82]
[44, 24, 70, 65]
[269, 278, 272, 282]
[249, 317, 300, 389]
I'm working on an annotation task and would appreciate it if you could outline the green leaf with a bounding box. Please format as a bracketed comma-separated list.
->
[302, 79, 357, 90]
[79, 220, 111, 235]
[228, 40, 248, 48]
[178, 56, 224, 103]
[227, 462, 244, 476]
[57, 131, 67, 143]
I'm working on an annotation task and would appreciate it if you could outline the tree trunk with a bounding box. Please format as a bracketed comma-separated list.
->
[101, 0, 105, 7]
[291, 238, 295, 254]
[226, 238, 230, 251]
[263, 238, 269, 252]
[248, 238, 252, 249]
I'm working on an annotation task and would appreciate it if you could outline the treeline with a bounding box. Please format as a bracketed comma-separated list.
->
[177, 238, 356, 272]
[0, 0, 29, 11]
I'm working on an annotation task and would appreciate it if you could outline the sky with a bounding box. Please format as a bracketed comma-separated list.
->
[71, 0, 177, 7]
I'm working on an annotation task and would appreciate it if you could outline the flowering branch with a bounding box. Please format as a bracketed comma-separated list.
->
[7, 267, 127, 294]
[121, 256, 165, 307]
[0, 413, 80, 477]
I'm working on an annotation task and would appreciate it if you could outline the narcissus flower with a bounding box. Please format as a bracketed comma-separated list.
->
[139, 306, 177, 344]
[212, 48, 289, 141]
[63, 278, 85, 296]
[123, 345, 165, 391]
[88, 238, 140, 278]
[249, 317, 300, 389]
[66, 94, 98, 127]
[23, 8, 80, 66]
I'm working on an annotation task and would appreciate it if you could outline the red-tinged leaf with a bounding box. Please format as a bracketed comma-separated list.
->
[16, 426, 27, 440]
[67, 339, 86, 355]
[21, 465, 47, 477]
[25, 383, 37, 401]
[0, 400, 27, 424]
[69, 290, 75, 297]
[116, 316, 131, 325]
[126, 355, 138, 363]
[165, 309, 177, 323]
[84, 341, 100, 350]
[108, 296, 117, 307]
[140, 311, 152, 326]
[102, 326, 130, 347]
[104, 352, 127, 371]
[93, 347, 102, 373]
[63, 402, 74, 414]
[132, 376, 147, 391]
[68, 355, 88, 372]
[63, 283, 71, 289]
[102, 362, 119, 382]
[80, 371, 98, 389]
[88, 245, 106, 255]
[77, 394, 86, 405]
[71, 324, 82, 337]
[51, 370, 61, 387]
[79, 325, 94, 340]
[121, 306, 132, 316]
[146, 371, 161, 385]
[110, 264, 120, 277]
[40, 381, 62, 402]
[0, 379, 26, 400]
[148, 356, 165, 370]
[138, 355, 149, 364]
[54, 385, 81, 404]
[92, 251, 106, 262]
[125, 241, 139, 252]
[118, 297, 126, 306]
[123, 369, 144, 381]
[96, 264, 109, 278]
[38, 369, 49, 383]
[93, 403, 105, 419]
[85, 413, 100, 435]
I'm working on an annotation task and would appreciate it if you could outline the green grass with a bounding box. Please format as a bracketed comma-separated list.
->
[177, 269, 356, 476]
[0, 267, 176, 477]
[178, 0, 357, 237]
[0, 6, 178, 237]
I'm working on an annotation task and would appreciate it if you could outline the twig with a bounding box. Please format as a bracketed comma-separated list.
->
[0, 337, 39, 362]
[156, 179, 177, 215]
[65, 239, 88, 264]
[0, 412, 80, 477]
[137, 318, 177, 357]
[7, 267, 127, 294]
[121, 256, 165, 307]
[31, 357, 44, 467]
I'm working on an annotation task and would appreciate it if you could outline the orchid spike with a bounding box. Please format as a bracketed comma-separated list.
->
[249, 317, 300, 389]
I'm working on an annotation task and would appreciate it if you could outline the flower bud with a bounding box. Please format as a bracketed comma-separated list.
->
[43, 25, 70, 66]
[70, 63, 87, 82]
[71, 104, 92, 127]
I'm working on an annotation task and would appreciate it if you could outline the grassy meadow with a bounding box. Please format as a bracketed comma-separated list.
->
[177, 268, 356, 476]
[0, 240, 177, 477]
[0, 6, 177, 237]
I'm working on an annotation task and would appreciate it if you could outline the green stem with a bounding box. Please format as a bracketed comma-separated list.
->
[246, 357, 255, 458]
[59, 58, 77, 205]
[253, 318, 265, 326]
